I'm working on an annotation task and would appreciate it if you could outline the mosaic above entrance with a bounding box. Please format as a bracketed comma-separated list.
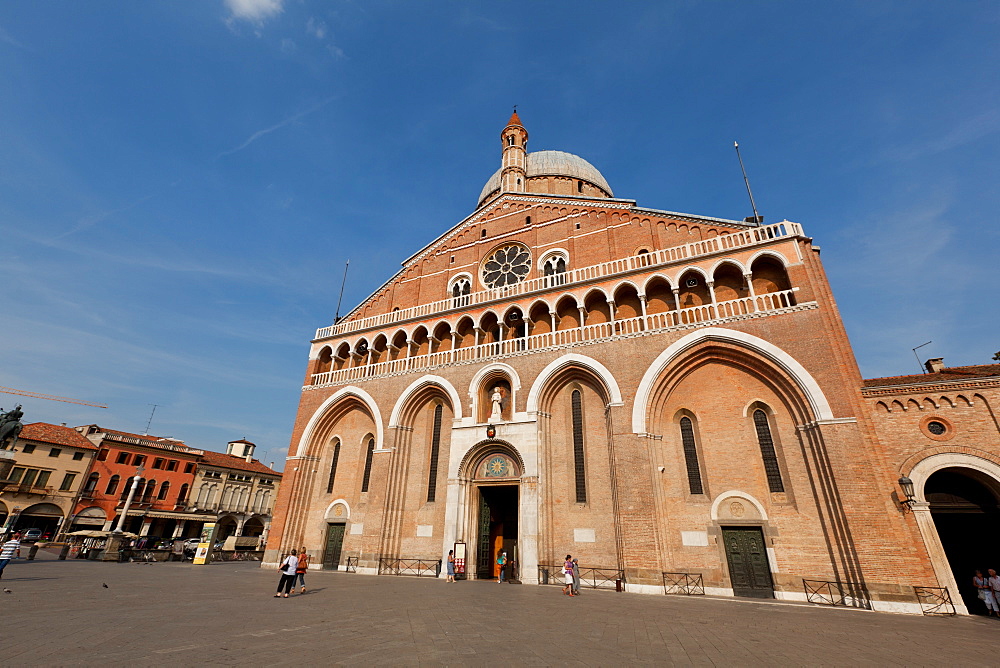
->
[474, 451, 519, 479]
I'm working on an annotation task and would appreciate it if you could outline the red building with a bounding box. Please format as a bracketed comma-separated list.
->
[73, 426, 205, 539]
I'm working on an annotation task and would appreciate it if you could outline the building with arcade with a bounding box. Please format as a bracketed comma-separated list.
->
[265, 113, 1000, 614]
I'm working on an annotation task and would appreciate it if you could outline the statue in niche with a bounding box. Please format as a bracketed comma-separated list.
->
[489, 387, 503, 422]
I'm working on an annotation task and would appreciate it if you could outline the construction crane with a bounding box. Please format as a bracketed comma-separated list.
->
[0, 386, 107, 409]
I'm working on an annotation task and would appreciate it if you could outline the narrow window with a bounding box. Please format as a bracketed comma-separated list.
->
[679, 417, 704, 494]
[97, 449, 108, 461]
[59, 473, 76, 491]
[361, 437, 375, 492]
[325, 440, 341, 494]
[571, 390, 587, 503]
[116, 452, 130, 464]
[753, 409, 784, 492]
[105, 474, 120, 495]
[577, 180, 583, 193]
[177, 483, 189, 504]
[84, 471, 99, 492]
[426, 405, 443, 502]
[157, 481, 170, 500]
[526, 216, 531, 225]
[481, 229, 487, 238]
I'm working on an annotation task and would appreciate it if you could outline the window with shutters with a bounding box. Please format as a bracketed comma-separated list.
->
[679, 416, 704, 495]
[571, 390, 587, 503]
[753, 409, 784, 492]
[326, 439, 341, 494]
[361, 437, 375, 492]
[426, 405, 444, 502]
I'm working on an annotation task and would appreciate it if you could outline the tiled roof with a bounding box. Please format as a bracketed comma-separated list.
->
[20, 423, 97, 450]
[199, 449, 280, 476]
[863, 364, 1000, 388]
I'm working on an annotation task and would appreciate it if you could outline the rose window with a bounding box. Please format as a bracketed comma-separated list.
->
[482, 245, 531, 289]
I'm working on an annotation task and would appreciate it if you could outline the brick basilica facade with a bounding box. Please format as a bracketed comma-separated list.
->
[266, 112, 1000, 615]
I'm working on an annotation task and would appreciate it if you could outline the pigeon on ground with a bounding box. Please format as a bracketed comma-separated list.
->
[3, 588, 11, 594]
[102, 583, 109, 588]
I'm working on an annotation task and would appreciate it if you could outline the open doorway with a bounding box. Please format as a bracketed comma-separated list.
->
[476, 485, 518, 580]
[927, 468, 1000, 614]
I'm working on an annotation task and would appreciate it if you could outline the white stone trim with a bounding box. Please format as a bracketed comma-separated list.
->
[294, 386, 384, 456]
[526, 353, 624, 412]
[747, 248, 793, 269]
[907, 452, 1000, 502]
[388, 375, 463, 426]
[322, 498, 351, 522]
[707, 257, 748, 276]
[632, 327, 835, 434]
[710, 490, 769, 521]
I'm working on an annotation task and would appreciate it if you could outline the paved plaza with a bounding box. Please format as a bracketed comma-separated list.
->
[2, 549, 997, 666]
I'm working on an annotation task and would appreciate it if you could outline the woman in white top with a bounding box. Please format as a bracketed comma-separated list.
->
[275, 553, 298, 598]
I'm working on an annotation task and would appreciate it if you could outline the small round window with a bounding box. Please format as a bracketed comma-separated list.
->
[921, 416, 953, 441]
[482, 244, 531, 289]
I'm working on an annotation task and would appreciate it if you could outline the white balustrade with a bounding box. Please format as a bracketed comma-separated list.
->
[309, 288, 801, 388]
[314, 221, 803, 340]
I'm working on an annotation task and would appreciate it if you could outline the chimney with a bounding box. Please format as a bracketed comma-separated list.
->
[925, 357, 945, 374]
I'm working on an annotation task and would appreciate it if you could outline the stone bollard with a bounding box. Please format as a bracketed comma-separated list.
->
[27, 543, 40, 560]
[59, 544, 71, 560]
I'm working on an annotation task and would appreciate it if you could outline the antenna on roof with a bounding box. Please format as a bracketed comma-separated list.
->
[144, 404, 159, 435]
[734, 141, 763, 226]
[912, 341, 933, 374]
[334, 259, 350, 323]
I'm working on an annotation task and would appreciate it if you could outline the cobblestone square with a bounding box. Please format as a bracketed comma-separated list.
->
[1, 549, 996, 666]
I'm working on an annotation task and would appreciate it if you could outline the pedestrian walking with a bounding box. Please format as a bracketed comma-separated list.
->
[562, 554, 576, 596]
[974, 570, 998, 615]
[988, 569, 1000, 617]
[294, 548, 309, 594]
[0, 533, 21, 580]
[446, 549, 456, 583]
[496, 550, 507, 584]
[571, 557, 581, 596]
[274, 552, 298, 598]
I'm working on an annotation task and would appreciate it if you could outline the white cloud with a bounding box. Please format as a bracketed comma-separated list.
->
[216, 96, 335, 158]
[225, 0, 284, 22]
[306, 17, 327, 39]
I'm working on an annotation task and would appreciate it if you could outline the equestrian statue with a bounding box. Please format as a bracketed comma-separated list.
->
[0, 404, 24, 450]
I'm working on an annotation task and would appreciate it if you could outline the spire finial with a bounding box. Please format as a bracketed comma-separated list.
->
[507, 106, 522, 126]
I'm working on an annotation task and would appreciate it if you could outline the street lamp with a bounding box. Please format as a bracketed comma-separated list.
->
[113, 465, 145, 533]
[898, 476, 916, 513]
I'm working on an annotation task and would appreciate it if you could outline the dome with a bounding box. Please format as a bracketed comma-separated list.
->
[478, 150, 613, 206]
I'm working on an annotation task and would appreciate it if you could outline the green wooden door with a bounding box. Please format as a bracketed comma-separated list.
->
[323, 523, 346, 570]
[722, 527, 774, 598]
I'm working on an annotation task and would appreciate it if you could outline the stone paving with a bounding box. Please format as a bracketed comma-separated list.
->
[1, 549, 997, 666]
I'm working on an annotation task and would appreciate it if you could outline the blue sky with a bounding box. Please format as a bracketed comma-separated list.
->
[1, 2, 997, 467]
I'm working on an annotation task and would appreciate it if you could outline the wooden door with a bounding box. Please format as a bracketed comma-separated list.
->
[323, 523, 346, 570]
[722, 527, 774, 598]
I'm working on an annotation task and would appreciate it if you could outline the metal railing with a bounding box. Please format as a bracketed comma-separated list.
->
[802, 579, 872, 610]
[211, 550, 263, 562]
[662, 572, 705, 596]
[311, 288, 804, 388]
[316, 221, 804, 340]
[345, 556, 358, 573]
[538, 564, 625, 591]
[378, 557, 441, 577]
[914, 586, 956, 616]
